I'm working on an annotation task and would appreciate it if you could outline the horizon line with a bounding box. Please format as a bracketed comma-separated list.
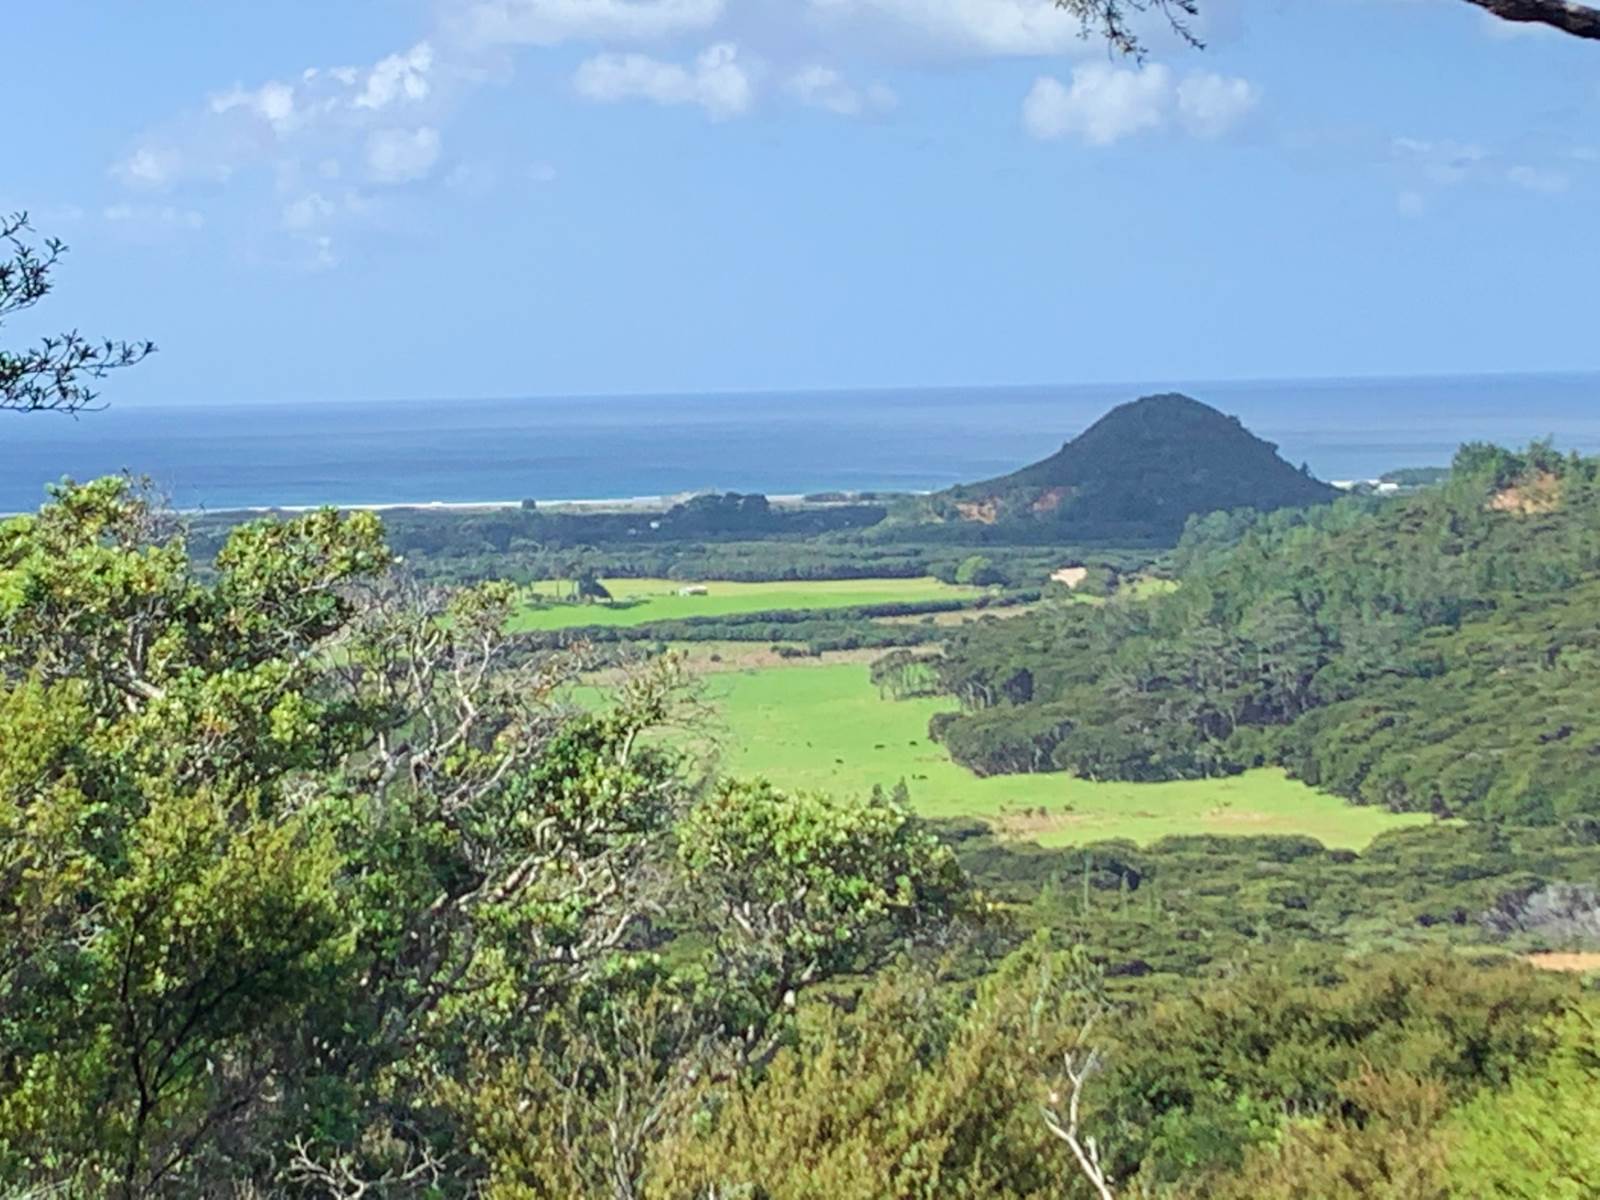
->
[57, 366, 1600, 414]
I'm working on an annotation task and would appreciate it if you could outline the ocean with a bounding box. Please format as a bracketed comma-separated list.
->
[3, 373, 1599, 513]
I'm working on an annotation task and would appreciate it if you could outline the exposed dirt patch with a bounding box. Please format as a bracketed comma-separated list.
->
[1051, 566, 1089, 589]
[582, 645, 884, 685]
[994, 803, 1282, 839]
[1489, 471, 1562, 515]
[995, 807, 1165, 836]
[995, 808, 1091, 836]
[1525, 951, 1600, 973]
[674, 646, 885, 675]
[955, 498, 1000, 524]
[875, 604, 1037, 627]
[1031, 487, 1069, 515]
[1200, 808, 1278, 826]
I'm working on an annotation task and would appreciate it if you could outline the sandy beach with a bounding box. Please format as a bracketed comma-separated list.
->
[196, 492, 834, 517]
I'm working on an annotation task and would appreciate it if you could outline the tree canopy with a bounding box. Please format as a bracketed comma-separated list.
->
[926, 442, 1600, 823]
[0, 480, 963, 1196]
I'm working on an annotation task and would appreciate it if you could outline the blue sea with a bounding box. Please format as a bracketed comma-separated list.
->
[3, 373, 1599, 513]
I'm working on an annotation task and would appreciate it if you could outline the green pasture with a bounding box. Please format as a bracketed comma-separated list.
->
[509, 576, 981, 631]
[700, 662, 1432, 850]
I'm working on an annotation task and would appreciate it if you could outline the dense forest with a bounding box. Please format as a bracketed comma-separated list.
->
[5, 470, 1600, 1198]
[929, 394, 1340, 541]
[929, 440, 1600, 823]
[189, 496, 1141, 590]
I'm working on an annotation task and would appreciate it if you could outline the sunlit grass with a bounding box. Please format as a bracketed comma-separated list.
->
[508, 576, 981, 631]
[703, 662, 1432, 850]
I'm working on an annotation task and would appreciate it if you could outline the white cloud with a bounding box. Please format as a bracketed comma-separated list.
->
[210, 80, 299, 134]
[786, 65, 896, 117]
[366, 126, 443, 182]
[1175, 71, 1258, 139]
[805, 0, 1101, 57]
[1022, 63, 1255, 146]
[1391, 136, 1487, 185]
[106, 0, 1242, 268]
[574, 43, 753, 119]
[1390, 137, 1573, 208]
[1396, 189, 1426, 218]
[112, 146, 184, 190]
[1022, 64, 1171, 146]
[449, 0, 1193, 60]
[281, 191, 338, 230]
[353, 42, 435, 109]
[1507, 164, 1569, 194]
[451, 0, 725, 47]
[528, 161, 559, 184]
[114, 37, 453, 203]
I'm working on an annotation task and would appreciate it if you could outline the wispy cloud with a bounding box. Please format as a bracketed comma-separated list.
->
[803, 0, 1171, 58]
[1391, 136, 1488, 185]
[1507, 164, 1569, 194]
[786, 65, 897, 117]
[574, 42, 754, 119]
[447, 0, 727, 48]
[1390, 136, 1577, 208]
[1023, 63, 1257, 146]
[366, 126, 443, 183]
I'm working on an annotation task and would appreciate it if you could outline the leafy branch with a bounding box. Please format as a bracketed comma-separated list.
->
[1, 211, 153, 414]
[1055, 0, 1203, 59]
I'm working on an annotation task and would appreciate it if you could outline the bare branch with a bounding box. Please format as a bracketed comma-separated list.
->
[1042, 1046, 1117, 1200]
[284, 1135, 446, 1199]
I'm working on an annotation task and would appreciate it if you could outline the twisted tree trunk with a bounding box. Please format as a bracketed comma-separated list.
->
[1463, 0, 1600, 38]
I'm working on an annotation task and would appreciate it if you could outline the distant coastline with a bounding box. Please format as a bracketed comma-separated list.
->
[5, 374, 1598, 514]
[191, 477, 1407, 521]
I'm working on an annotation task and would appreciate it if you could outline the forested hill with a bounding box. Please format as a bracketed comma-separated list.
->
[929, 440, 1600, 824]
[929, 393, 1339, 541]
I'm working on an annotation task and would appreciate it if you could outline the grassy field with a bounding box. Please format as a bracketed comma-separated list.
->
[509, 576, 981, 632]
[700, 662, 1431, 850]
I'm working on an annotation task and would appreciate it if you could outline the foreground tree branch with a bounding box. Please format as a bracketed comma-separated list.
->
[1, 211, 153, 413]
[1059, 0, 1600, 50]
[1055, 0, 1202, 57]
[1463, 0, 1600, 37]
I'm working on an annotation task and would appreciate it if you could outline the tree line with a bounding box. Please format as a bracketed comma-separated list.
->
[926, 442, 1600, 823]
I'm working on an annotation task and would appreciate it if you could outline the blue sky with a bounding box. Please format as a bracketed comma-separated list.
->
[6, 0, 1599, 406]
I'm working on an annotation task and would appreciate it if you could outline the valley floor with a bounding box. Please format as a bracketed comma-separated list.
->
[510, 575, 980, 630]
[700, 660, 1430, 849]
